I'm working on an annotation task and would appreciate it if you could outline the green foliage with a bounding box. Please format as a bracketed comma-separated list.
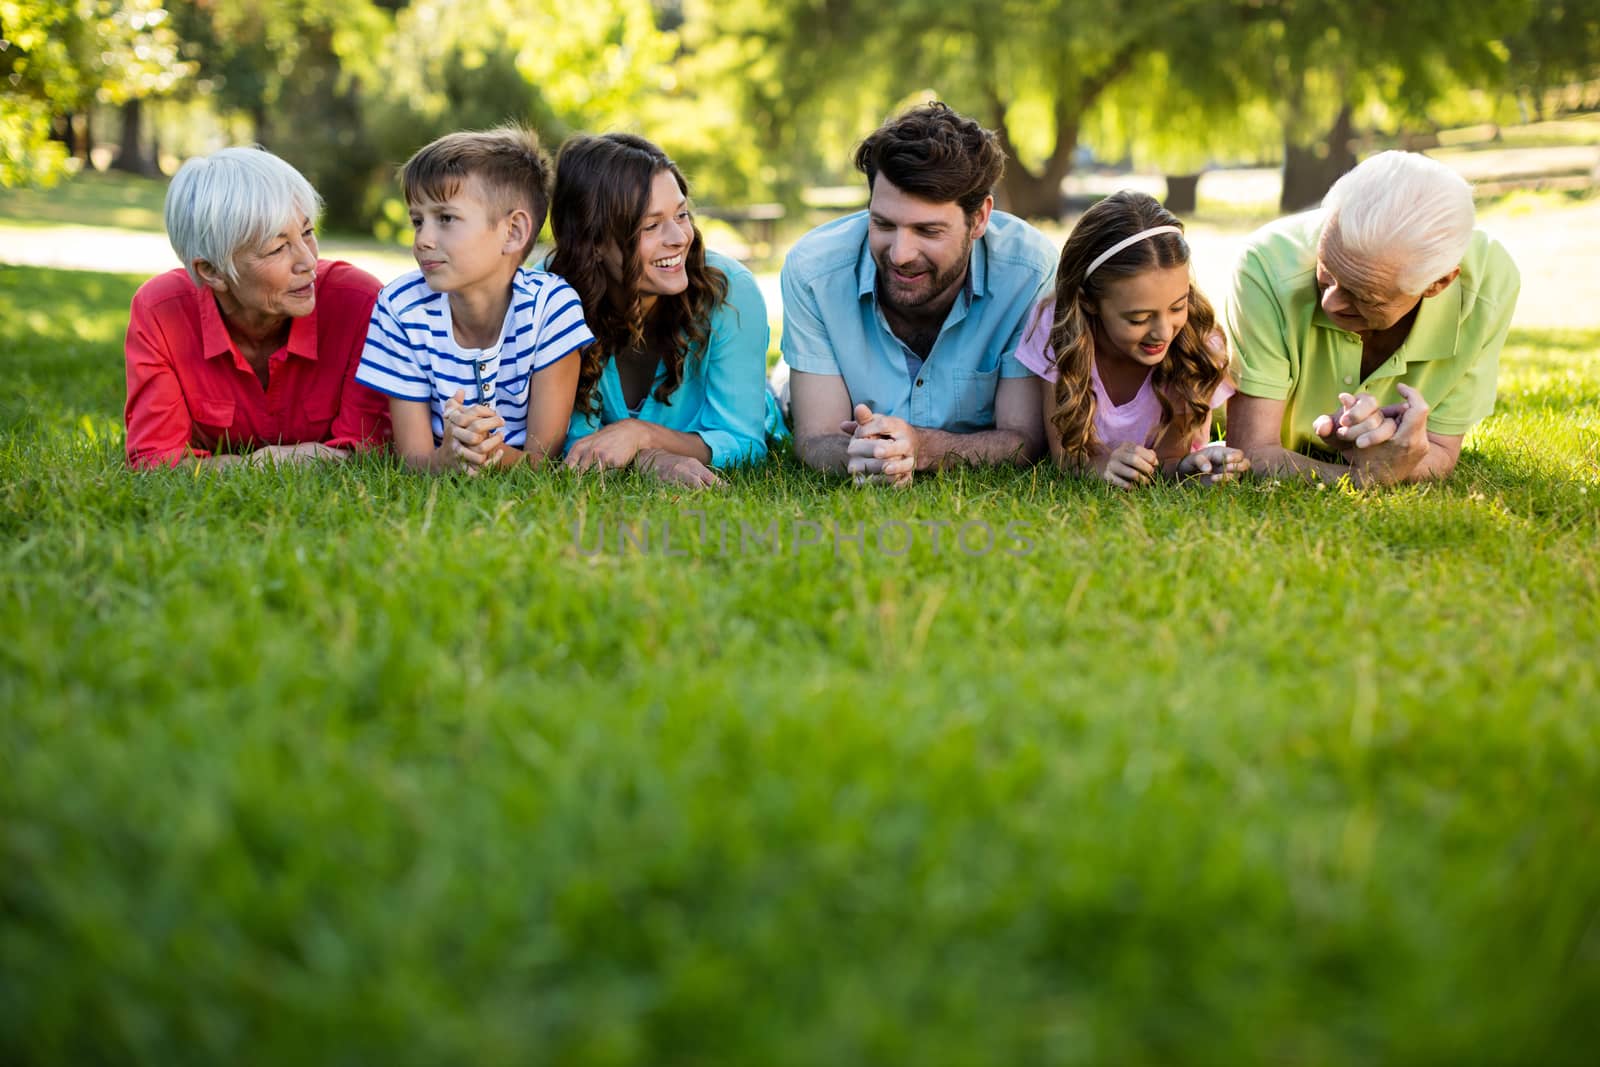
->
[364, 0, 677, 230]
[4, 256, 1600, 1063]
[1175, 0, 1531, 144]
[0, 0, 189, 184]
[0, 95, 68, 186]
[1507, 0, 1600, 110]
[699, 0, 1193, 212]
[1088, 53, 1282, 174]
[164, 0, 394, 228]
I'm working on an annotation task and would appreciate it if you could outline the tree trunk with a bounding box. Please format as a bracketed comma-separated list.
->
[67, 111, 92, 163]
[1164, 173, 1203, 215]
[1001, 163, 1074, 219]
[991, 99, 1080, 220]
[251, 103, 271, 148]
[112, 98, 152, 175]
[984, 47, 1137, 221]
[1280, 104, 1357, 212]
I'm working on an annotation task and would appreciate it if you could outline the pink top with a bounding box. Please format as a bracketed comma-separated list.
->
[1014, 300, 1235, 450]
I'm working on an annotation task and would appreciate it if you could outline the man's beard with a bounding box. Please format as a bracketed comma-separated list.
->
[876, 231, 972, 314]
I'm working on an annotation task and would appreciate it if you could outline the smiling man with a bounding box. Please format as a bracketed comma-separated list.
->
[781, 103, 1057, 485]
[1224, 151, 1520, 486]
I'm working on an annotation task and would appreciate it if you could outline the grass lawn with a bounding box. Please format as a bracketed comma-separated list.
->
[2, 254, 1599, 1065]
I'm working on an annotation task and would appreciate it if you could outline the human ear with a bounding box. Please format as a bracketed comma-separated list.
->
[193, 259, 228, 293]
[502, 208, 533, 257]
[1420, 267, 1461, 299]
[968, 195, 994, 240]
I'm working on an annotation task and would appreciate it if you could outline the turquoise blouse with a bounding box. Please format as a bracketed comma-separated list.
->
[564, 250, 779, 468]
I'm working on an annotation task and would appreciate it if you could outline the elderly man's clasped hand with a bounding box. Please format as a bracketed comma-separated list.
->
[1311, 382, 1433, 483]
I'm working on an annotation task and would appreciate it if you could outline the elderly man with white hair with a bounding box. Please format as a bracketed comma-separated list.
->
[1224, 150, 1519, 486]
[124, 146, 391, 468]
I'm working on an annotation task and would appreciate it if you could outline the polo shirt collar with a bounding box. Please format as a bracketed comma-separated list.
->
[198, 285, 237, 362]
[197, 282, 321, 365]
[285, 305, 320, 362]
[968, 233, 990, 298]
[856, 240, 878, 299]
[1407, 275, 1465, 363]
[1310, 276, 1464, 366]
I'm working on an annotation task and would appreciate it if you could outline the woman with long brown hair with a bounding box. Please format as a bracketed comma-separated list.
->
[549, 133, 778, 488]
[1014, 190, 1248, 488]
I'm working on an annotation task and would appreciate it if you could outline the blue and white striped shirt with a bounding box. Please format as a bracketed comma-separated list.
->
[355, 267, 593, 446]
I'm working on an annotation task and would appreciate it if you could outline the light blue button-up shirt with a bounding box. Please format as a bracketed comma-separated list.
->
[564, 250, 778, 468]
[780, 209, 1056, 433]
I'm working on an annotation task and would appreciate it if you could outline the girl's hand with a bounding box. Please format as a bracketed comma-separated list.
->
[1101, 441, 1158, 489]
[1177, 443, 1250, 484]
[1206, 328, 1229, 359]
[564, 420, 650, 472]
[638, 449, 722, 489]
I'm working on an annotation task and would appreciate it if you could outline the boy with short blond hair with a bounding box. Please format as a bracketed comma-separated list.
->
[357, 126, 592, 471]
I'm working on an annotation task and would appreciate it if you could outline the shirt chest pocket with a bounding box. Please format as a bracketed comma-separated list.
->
[950, 365, 1001, 432]
[495, 367, 533, 412]
[190, 397, 236, 445]
[300, 392, 338, 430]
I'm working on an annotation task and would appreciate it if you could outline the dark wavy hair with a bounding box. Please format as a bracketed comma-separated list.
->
[547, 133, 727, 417]
[854, 102, 1004, 218]
[1026, 190, 1226, 467]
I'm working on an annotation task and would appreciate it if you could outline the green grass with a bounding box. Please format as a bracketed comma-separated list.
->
[2, 264, 1599, 1065]
[0, 171, 411, 261]
[0, 171, 170, 232]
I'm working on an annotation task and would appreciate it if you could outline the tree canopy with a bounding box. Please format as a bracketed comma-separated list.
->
[4, 0, 1597, 223]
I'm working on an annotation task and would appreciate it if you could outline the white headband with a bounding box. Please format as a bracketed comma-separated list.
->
[1084, 225, 1183, 279]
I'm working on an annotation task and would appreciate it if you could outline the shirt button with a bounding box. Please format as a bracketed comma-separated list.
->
[1343, 375, 1354, 385]
[916, 379, 924, 387]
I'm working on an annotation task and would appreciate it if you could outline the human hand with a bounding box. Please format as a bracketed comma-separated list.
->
[638, 448, 722, 489]
[1206, 328, 1229, 360]
[1348, 383, 1431, 486]
[1311, 392, 1407, 452]
[840, 403, 917, 487]
[1176, 443, 1250, 484]
[1100, 441, 1158, 488]
[245, 442, 346, 467]
[444, 391, 506, 473]
[563, 419, 650, 473]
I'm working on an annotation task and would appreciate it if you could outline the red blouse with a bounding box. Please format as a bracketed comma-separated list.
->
[124, 260, 391, 468]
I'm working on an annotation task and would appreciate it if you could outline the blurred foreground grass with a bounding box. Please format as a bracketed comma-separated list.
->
[2, 265, 1598, 1065]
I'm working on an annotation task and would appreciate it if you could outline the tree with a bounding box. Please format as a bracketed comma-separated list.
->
[1082, 47, 1280, 214]
[705, 0, 1205, 218]
[1188, 0, 1533, 210]
[362, 0, 678, 233]
[166, 0, 395, 226]
[1506, 0, 1600, 119]
[0, 0, 189, 183]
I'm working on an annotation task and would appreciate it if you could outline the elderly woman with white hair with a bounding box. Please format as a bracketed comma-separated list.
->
[1223, 150, 1520, 486]
[124, 146, 390, 468]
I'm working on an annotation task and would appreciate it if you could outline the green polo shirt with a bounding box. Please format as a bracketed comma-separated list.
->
[1224, 210, 1519, 450]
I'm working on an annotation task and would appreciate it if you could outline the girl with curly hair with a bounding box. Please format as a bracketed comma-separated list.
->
[1015, 190, 1248, 488]
[549, 133, 779, 488]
